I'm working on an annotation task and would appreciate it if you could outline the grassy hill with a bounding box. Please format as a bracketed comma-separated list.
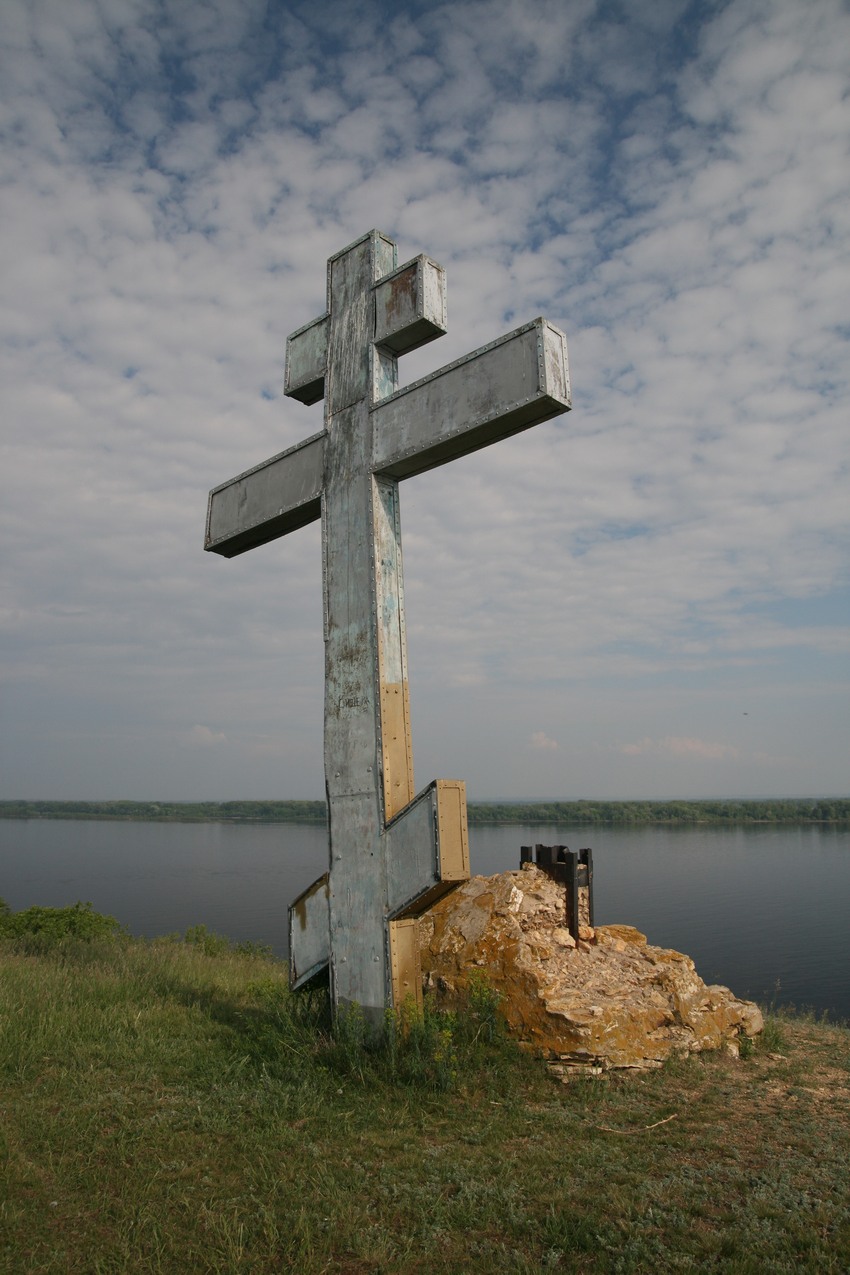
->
[1, 904, 848, 1272]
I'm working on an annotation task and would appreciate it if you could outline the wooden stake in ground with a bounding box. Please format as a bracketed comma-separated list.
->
[206, 229, 571, 1022]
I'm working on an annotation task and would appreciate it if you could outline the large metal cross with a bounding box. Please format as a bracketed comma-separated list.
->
[205, 230, 570, 1022]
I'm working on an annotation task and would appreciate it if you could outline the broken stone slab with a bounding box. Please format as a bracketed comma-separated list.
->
[418, 865, 764, 1071]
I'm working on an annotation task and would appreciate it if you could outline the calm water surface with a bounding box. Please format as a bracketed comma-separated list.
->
[1, 819, 848, 1019]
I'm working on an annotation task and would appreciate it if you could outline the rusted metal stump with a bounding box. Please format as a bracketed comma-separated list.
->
[520, 844, 594, 940]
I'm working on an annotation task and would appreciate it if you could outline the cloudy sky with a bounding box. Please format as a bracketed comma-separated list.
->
[1, 0, 848, 803]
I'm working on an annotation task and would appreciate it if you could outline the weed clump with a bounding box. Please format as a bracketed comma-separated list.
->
[182, 921, 273, 958]
[758, 1015, 791, 1053]
[241, 969, 518, 1093]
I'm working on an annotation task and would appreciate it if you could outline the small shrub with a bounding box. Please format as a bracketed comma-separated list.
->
[179, 925, 273, 960]
[234, 938, 274, 958]
[182, 923, 234, 956]
[0, 900, 126, 945]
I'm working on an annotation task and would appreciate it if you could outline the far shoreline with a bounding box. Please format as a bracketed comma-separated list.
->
[1, 798, 848, 827]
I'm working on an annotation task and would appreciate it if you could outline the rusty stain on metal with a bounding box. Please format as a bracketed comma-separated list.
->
[288, 873, 330, 984]
[385, 268, 415, 324]
[205, 230, 570, 1022]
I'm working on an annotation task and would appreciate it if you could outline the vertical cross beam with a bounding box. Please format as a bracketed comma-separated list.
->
[321, 233, 407, 1016]
[206, 230, 571, 1022]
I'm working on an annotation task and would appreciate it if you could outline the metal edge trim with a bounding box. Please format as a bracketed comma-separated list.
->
[327, 228, 395, 265]
[290, 958, 329, 990]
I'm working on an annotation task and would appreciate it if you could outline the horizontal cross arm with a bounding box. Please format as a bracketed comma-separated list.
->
[205, 431, 325, 558]
[287, 779, 469, 991]
[385, 779, 470, 917]
[285, 314, 328, 405]
[289, 873, 330, 990]
[374, 255, 446, 356]
[371, 318, 570, 480]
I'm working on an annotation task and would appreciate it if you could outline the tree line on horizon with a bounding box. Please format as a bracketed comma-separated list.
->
[1, 797, 848, 825]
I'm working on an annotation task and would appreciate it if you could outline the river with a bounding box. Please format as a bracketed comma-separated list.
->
[1, 818, 848, 1019]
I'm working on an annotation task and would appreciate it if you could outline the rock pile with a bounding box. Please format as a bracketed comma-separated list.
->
[418, 865, 763, 1072]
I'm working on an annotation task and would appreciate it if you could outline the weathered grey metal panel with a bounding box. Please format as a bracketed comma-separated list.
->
[322, 406, 378, 801]
[289, 873, 330, 988]
[322, 381, 388, 1014]
[371, 344, 398, 402]
[384, 783, 439, 916]
[327, 231, 394, 415]
[285, 314, 328, 405]
[373, 231, 397, 282]
[327, 791, 387, 1016]
[384, 780, 470, 917]
[542, 321, 570, 403]
[205, 431, 325, 557]
[371, 319, 571, 480]
[374, 256, 447, 356]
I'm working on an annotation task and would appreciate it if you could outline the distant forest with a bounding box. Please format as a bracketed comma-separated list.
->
[1, 798, 848, 825]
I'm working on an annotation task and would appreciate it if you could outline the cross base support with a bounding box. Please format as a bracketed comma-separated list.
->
[288, 778, 470, 1007]
[389, 917, 422, 1009]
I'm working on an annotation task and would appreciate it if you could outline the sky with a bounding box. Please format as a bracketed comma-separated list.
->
[1, 0, 848, 803]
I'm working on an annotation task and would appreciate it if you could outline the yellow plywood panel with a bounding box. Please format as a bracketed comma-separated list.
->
[389, 917, 423, 1011]
[436, 779, 470, 881]
[381, 681, 415, 820]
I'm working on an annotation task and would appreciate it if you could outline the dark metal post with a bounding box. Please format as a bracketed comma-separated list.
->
[519, 842, 594, 941]
[580, 848, 594, 928]
[564, 849, 579, 940]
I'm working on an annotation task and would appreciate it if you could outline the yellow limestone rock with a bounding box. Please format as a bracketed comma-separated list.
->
[418, 866, 763, 1071]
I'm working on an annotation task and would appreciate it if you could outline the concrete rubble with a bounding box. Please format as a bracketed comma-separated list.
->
[418, 864, 764, 1073]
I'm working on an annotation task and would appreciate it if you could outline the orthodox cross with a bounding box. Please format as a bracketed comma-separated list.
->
[205, 230, 570, 1022]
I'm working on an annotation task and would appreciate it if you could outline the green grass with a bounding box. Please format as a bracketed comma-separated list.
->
[1, 905, 849, 1273]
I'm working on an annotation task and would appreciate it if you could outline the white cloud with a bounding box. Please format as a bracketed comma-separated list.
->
[0, 0, 847, 800]
[180, 725, 226, 748]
